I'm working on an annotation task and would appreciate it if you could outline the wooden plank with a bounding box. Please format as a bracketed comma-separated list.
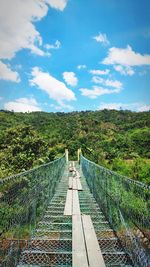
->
[72, 165, 76, 171]
[76, 171, 80, 178]
[82, 215, 106, 267]
[72, 178, 78, 190]
[73, 168, 76, 173]
[68, 177, 73, 189]
[72, 190, 80, 215]
[72, 215, 88, 267]
[72, 170, 76, 176]
[64, 190, 72, 216]
[76, 178, 83, 191]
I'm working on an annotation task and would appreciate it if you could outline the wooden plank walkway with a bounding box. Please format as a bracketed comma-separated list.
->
[64, 187, 81, 215]
[72, 190, 80, 215]
[68, 177, 83, 191]
[72, 213, 106, 267]
[72, 215, 88, 267]
[82, 215, 106, 267]
[76, 178, 82, 191]
[68, 177, 72, 189]
[76, 170, 80, 178]
[64, 189, 72, 216]
[65, 163, 106, 267]
[72, 178, 78, 190]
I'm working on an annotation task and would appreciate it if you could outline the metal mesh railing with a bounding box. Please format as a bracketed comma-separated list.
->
[0, 155, 66, 266]
[80, 154, 150, 267]
[18, 164, 72, 267]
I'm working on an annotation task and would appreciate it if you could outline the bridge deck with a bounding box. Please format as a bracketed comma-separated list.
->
[17, 161, 132, 267]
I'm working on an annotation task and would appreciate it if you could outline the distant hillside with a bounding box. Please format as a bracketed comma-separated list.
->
[0, 110, 150, 183]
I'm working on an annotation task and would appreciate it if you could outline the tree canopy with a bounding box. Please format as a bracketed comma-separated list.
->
[0, 110, 150, 184]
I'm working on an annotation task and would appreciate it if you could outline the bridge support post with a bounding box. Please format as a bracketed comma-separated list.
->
[65, 149, 69, 162]
[77, 148, 81, 162]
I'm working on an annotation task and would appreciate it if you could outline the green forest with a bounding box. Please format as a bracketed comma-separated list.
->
[0, 109, 150, 184]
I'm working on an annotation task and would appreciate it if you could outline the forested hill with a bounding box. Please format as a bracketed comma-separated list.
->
[0, 110, 150, 184]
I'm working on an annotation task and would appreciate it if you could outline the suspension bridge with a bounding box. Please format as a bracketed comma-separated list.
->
[0, 150, 149, 267]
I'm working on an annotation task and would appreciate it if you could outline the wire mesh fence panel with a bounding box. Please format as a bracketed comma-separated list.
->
[80, 154, 150, 267]
[0, 155, 66, 266]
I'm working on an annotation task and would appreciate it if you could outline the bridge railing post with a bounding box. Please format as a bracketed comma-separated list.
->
[65, 149, 69, 162]
[77, 148, 81, 162]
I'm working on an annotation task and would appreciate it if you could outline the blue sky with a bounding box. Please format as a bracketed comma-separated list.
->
[0, 0, 150, 112]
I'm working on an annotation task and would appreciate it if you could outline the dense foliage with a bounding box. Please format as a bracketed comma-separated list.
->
[0, 110, 150, 184]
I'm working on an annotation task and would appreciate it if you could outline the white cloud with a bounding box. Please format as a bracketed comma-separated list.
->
[50, 102, 73, 111]
[4, 97, 41, 112]
[46, 0, 68, 11]
[80, 86, 121, 99]
[138, 105, 150, 112]
[98, 102, 127, 110]
[98, 102, 122, 110]
[45, 40, 61, 50]
[89, 69, 110, 75]
[0, 61, 20, 82]
[98, 102, 150, 112]
[92, 76, 122, 89]
[0, 0, 67, 61]
[114, 65, 135, 76]
[30, 67, 76, 104]
[62, 72, 78, 86]
[77, 65, 87, 70]
[103, 45, 150, 66]
[93, 32, 110, 46]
